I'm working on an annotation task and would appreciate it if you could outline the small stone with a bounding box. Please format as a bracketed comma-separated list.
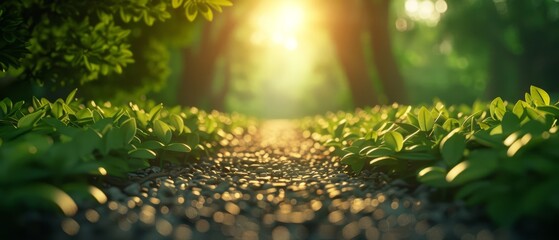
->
[106, 187, 126, 201]
[123, 183, 141, 195]
[214, 182, 230, 193]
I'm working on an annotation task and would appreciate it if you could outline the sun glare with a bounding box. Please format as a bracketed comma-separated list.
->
[404, 0, 447, 26]
[250, 1, 306, 51]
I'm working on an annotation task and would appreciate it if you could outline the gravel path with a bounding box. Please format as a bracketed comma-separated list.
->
[20, 120, 520, 240]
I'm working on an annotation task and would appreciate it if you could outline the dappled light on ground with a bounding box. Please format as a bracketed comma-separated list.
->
[35, 120, 506, 239]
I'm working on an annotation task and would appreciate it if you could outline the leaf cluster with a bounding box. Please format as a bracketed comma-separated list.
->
[0, 89, 253, 216]
[0, 2, 30, 71]
[304, 86, 559, 226]
[0, 0, 233, 91]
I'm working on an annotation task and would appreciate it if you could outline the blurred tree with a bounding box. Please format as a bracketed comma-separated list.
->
[178, 10, 237, 110]
[325, 0, 408, 107]
[178, 1, 260, 110]
[442, 0, 559, 99]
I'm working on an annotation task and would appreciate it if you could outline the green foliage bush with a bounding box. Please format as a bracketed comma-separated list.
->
[0, 89, 253, 216]
[304, 86, 559, 226]
[0, 0, 232, 97]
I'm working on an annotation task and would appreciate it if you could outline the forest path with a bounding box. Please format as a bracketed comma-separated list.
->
[45, 120, 505, 240]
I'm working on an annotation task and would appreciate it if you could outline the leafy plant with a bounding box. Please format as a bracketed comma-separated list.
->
[0, 89, 253, 216]
[304, 86, 559, 226]
[0, 0, 233, 94]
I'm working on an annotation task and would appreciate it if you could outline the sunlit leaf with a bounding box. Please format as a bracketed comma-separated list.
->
[17, 110, 45, 128]
[138, 140, 165, 150]
[128, 148, 156, 159]
[489, 97, 505, 121]
[169, 114, 184, 134]
[417, 107, 434, 132]
[164, 143, 192, 153]
[120, 118, 137, 144]
[446, 150, 499, 185]
[199, 4, 213, 21]
[384, 131, 404, 152]
[172, 0, 183, 8]
[365, 146, 394, 158]
[369, 156, 403, 171]
[148, 104, 163, 122]
[153, 119, 172, 144]
[530, 85, 550, 106]
[185, 2, 198, 21]
[65, 88, 78, 105]
[512, 100, 525, 118]
[334, 119, 346, 137]
[417, 166, 447, 187]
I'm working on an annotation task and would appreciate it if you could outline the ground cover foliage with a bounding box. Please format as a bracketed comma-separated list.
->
[303, 86, 559, 226]
[0, 89, 253, 218]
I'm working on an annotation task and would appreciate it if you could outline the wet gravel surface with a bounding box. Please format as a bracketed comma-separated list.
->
[17, 120, 522, 240]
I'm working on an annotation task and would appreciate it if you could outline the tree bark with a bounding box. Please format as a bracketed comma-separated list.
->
[178, 11, 236, 109]
[326, 0, 379, 108]
[364, 0, 408, 104]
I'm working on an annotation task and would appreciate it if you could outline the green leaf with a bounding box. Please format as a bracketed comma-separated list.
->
[536, 105, 559, 117]
[489, 97, 506, 121]
[138, 140, 165, 150]
[172, 0, 183, 8]
[446, 150, 499, 185]
[164, 143, 192, 153]
[440, 128, 466, 167]
[65, 88, 78, 105]
[369, 156, 403, 170]
[530, 85, 550, 106]
[76, 108, 93, 120]
[365, 146, 394, 158]
[199, 4, 213, 21]
[340, 153, 365, 172]
[208, 0, 233, 6]
[417, 107, 434, 132]
[169, 114, 184, 134]
[442, 118, 460, 131]
[128, 148, 156, 159]
[512, 100, 525, 118]
[17, 110, 45, 128]
[334, 119, 347, 137]
[148, 104, 163, 122]
[120, 118, 137, 144]
[472, 130, 503, 148]
[153, 119, 172, 144]
[185, 2, 198, 21]
[501, 112, 520, 133]
[185, 133, 200, 149]
[384, 131, 404, 152]
[417, 166, 448, 187]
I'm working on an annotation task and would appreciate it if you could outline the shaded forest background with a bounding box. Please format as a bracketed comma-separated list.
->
[1, 0, 558, 118]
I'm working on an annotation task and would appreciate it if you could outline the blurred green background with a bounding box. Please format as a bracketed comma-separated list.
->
[1, 0, 558, 118]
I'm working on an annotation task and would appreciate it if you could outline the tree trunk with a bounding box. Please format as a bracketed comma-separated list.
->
[178, 12, 236, 109]
[364, 0, 408, 104]
[326, 0, 379, 108]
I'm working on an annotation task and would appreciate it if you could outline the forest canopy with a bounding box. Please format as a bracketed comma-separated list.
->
[1, 0, 558, 117]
